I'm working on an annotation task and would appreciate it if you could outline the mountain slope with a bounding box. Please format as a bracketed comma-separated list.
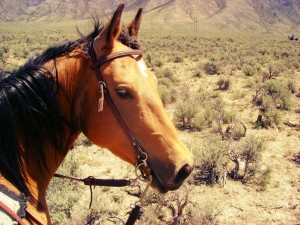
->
[0, 0, 131, 21]
[139, 0, 300, 32]
[0, 0, 299, 32]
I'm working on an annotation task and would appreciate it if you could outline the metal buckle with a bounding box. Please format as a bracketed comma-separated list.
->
[135, 152, 150, 182]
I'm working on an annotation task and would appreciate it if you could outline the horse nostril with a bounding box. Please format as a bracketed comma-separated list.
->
[175, 164, 193, 184]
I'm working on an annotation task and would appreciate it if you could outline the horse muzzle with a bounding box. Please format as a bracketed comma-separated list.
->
[150, 163, 193, 193]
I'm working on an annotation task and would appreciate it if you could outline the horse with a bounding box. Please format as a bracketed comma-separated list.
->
[0, 4, 193, 224]
[288, 34, 298, 41]
[288, 34, 295, 40]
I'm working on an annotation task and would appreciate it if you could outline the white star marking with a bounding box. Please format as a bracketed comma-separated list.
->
[137, 60, 148, 77]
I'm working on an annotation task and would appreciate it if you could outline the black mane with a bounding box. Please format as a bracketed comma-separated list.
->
[0, 20, 139, 197]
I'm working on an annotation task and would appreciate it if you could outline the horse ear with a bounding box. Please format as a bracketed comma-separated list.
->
[128, 8, 143, 37]
[105, 4, 125, 48]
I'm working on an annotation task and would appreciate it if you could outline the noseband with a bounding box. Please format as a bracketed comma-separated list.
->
[88, 41, 151, 182]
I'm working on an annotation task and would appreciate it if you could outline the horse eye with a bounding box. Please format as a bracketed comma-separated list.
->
[116, 88, 132, 99]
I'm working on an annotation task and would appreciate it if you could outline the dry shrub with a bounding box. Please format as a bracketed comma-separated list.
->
[47, 151, 82, 224]
[141, 186, 218, 225]
[73, 133, 92, 147]
[174, 56, 184, 63]
[264, 79, 292, 110]
[243, 64, 257, 76]
[218, 121, 247, 141]
[253, 166, 272, 191]
[174, 100, 200, 130]
[203, 61, 221, 75]
[217, 77, 231, 91]
[293, 152, 300, 165]
[240, 135, 266, 183]
[190, 200, 221, 225]
[194, 136, 230, 187]
[158, 84, 172, 105]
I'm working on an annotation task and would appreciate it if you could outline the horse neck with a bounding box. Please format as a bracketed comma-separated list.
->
[20, 52, 87, 223]
[20, 134, 77, 224]
[52, 50, 90, 124]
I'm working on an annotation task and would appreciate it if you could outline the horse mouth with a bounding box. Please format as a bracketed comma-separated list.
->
[150, 171, 168, 193]
[150, 170, 183, 193]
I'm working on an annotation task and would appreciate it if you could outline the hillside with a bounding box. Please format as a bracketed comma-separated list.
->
[0, 0, 300, 32]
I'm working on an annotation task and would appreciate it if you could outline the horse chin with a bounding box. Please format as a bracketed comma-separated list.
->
[150, 172, 168, 193]
[150, 171, 182, 193]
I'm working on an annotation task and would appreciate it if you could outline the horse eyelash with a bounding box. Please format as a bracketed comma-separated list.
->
[116, 88, 133, 99]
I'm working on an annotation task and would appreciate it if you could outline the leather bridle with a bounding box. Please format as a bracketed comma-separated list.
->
[88, 40, 152, 180]
[87, 41, 153, 225]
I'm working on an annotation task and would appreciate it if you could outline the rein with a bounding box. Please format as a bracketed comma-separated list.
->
[54, 42, 152, 225]
[0, 200, 26, 225]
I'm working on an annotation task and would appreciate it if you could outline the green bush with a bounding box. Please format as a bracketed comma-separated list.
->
[158, 84, 173, 105]
[158, 77, 173, 87]
[262, 109, 282, 128]
[206, 97, 235, 124]
[264, 79, 292, 110]
[192, 112, 210, 130]
[152, 57, 163, 68]
[202, 105, 217, 127]
[287, 79, 297, 94]
[240, 135, 266, 183]
[174, 100, 200, 130]
[260, 95, 274, 112]
[197, 136, 230, 186]
[256, 95, 282, 128]
[266, 63, 283, 78]
[144, 52, 152, 66]
[243, 64, 256, 76]
[179, 95, 235, 130]
[155, 66, 173, 79]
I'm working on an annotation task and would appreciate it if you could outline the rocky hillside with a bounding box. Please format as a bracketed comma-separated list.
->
[0, 0, 299, 32]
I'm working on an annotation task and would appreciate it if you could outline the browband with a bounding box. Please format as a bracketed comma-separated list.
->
[91, 49, 143, 70]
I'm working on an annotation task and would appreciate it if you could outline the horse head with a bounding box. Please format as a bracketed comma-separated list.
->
[78, 4, 193, 192]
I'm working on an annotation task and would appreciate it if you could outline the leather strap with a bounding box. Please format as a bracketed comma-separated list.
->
[87, 42, 153, 225]
[125, 205, 141, 225]
[104, 89, 147, 156]
[89, 41, 147, 158]
[0, 200, 26, 225]
[25, 209, 44, 225]
[91, 50, 143, 70]
[54, 173, 131, 187]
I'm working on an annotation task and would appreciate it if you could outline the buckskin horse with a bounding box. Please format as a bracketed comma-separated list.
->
[0, 4, 193, 225]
